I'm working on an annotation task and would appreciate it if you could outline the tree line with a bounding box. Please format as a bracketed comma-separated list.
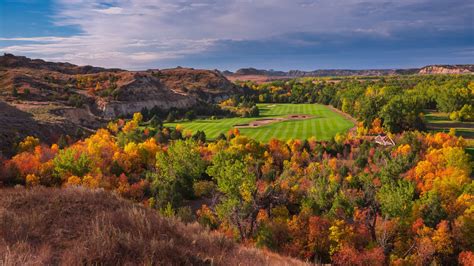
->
[237, 75, 474, 132]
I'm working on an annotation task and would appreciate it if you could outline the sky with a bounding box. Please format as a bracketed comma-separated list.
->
[0, 0, 473, 71]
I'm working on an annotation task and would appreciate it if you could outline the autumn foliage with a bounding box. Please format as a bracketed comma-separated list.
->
[1, 113, 472, 265]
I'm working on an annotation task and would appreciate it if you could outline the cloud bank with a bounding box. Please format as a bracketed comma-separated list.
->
[1, 0, 472, 69]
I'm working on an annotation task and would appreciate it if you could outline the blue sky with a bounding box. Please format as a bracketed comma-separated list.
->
[0, 0, 473, 71]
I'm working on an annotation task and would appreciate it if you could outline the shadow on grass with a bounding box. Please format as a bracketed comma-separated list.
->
[428, 128, 474, 139]
[425, 114, 448, 121]
[456, 130, 474, 139]
[428, 122, 474, 129]
[466, 148, 474, 158]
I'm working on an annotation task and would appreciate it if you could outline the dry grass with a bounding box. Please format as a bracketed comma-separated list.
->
[0, 187, 306, 265]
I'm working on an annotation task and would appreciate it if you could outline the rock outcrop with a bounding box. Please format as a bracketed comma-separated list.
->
[0, 54, 239, 119]
[418, 65, 474, 74]
[94, 69, 238, 118]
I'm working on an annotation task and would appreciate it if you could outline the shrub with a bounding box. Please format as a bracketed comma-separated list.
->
[176, 206, 194, 223]
[184, 110, 196, 121]
[67, 94, 85, 108]
[193, 180, 215, 198]
[166, 112, 176, 123]
[53, 149, 91, 179]
[249, 106, 260, 117]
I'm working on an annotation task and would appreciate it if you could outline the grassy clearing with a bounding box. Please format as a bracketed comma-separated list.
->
[425, 111, 474, 157]
[165, 104, 354, 142]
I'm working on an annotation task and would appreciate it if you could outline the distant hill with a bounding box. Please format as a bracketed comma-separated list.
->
[0, 53, 123, 75]
[0, 54, 239, 113]
[0, 187, 304, 265]
[225, 64, 473, 80]
[235, 67, 287, 76]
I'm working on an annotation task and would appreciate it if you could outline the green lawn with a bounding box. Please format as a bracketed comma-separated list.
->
[165, 104, 354, 142]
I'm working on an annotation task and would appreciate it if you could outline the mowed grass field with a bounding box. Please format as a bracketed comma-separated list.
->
[165, 104, 354, 142]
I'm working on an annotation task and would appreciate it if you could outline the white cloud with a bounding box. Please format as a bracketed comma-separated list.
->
[1, 0, 471, 69]
[0, 37, 72, 42]
[95, 7, 123, 15]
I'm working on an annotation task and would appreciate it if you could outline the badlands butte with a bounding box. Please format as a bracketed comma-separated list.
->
[0, 54, 239, 156]
[0, 53, 472, 155]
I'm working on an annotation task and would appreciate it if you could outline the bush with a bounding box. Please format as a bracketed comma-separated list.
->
[450, 111, 460, 121]
[450, 105, 473, 121]
[216, 133, 227, 141]
[249, 106, 260, 117]
[149, 115, 162, 128]
[166, 112, 176, 123]
[68, 94, 85, 108]
[176, 206, 194, 223]
[170, 129, 182, 140]
[184, 110, 196, 121]
[192, 130, 206, 143]
[53, 149, 91, 179]
[193, 180, 215, 198]
[459, 104, 473, 121]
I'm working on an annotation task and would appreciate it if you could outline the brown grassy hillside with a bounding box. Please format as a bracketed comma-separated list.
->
[0, 54, 237, 104]
[0, 187, 306, 265]
[0, 54, 239, 156]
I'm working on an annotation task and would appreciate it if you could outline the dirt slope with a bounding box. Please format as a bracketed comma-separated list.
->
[0, 187, 306, 266]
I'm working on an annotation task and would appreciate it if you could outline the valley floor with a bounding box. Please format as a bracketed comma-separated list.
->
[165, 103, 354, 142]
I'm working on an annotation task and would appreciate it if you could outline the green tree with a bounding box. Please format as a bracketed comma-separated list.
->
[305, 175, 339, 215]
[170, 129, 182, 140]
[455, 104, 473, 121]
[184, 110, 196, 121]
[140, 107, 150, 120]
[192, 130, 206, 143]
[149, 115, 162, 128]
[377, 179, 415, 219]
[207, 151, 260, 240]
[380, 95, 424, 133]
[436, 86, 470, 113]
[57, 134, 68, 149]
[249, 106, 260, 117]
[418, 190, 447, 227]
[152, 140, 205, 207]
[358, 95, 386, 127]
[166, 111, 177, 123]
